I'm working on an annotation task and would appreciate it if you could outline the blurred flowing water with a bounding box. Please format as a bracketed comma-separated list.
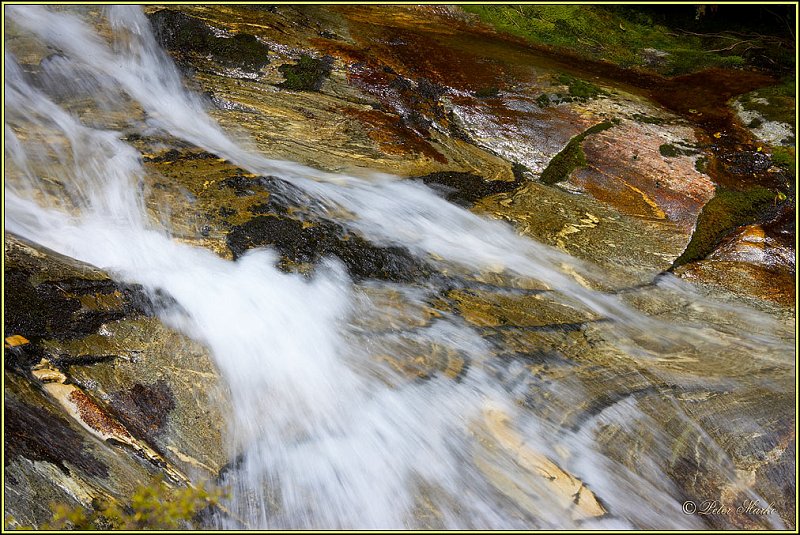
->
[4, 6, 793, 529]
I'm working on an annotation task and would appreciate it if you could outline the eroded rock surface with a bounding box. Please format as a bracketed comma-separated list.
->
[4, 235, 230, 528]
[4, 4, 795, 529]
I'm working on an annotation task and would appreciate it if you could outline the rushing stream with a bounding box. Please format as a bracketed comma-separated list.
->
[4, 6, 794, 530]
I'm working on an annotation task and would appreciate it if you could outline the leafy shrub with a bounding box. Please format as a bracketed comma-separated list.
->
[6, 480, 226, 530]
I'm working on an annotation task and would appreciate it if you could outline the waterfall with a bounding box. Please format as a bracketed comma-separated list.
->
[4, 5, 790, 529]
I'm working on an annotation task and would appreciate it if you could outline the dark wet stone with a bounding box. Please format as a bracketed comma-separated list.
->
[414, 171, 522, 207]
[5, 394, 108, 478]
[719, 150, 773, 175]
[417, 77, 446, 101]
[218, 175, 276, 197]
[53, 354, 118, 369]
[148, 10, 270, 72]
[474, 86, 500, 99]
[143, 149, 218, 163]
[226, 216, 429, 282]
[4, 270, 124, 342]
[3, 236, 170, 372]
[3, 268, 162, 345]
[108, 381, 176, 443]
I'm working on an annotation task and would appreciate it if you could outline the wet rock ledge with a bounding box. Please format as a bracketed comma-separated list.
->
[4, 234, 231, 529]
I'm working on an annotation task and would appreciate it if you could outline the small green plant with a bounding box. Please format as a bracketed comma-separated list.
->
[7, 480, 226, 530]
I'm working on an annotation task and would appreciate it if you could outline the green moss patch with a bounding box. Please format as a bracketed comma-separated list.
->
[536, 94, 552, 108]
[556, 74, 606, 100]
[659, 143, 699, 158]
[540, 120, 615, 185]
[632, 113, 668, 125]
[148, 10, 270, 72]
[739, 77, 796, 129]
[461, 5, 791, 75]
[770, 146, 796, 176]
[694, 156, 708, 174]
[672, 187, 777, 267]
[277, 54, 334, 91]
[474, 86, 500, 98]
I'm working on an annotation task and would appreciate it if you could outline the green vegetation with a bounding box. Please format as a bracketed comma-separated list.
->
[556, 74, 606, 100]
[536, 93, 551, 108]
[770, 145, 796, 176]
[659, 143, 699, 158]
[461, 5, 783, 75]
[536, 74, 607, 107]
[694, 156, 708, 174]
[6, 480, 226, 530]
[739, 77, 796, 129]
[278, 54, 334, 91]
[632, 113, 668, 125]
[672, 187, 777, 267]
[540, 120, 615, 185]
[474, 86, 500, 98]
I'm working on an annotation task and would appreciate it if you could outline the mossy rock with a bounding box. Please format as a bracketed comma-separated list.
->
[414, 171, 523, 207]
[659, 143, 698, 158]
[277, 54, 334, 91]
[148, 10, 270, 72]
[672, 187, 778, 268]
[555, 74, 606, 101]
[474, 86, 500, 99]
[739, 78, 796, 128]
[540, 137, 587, 186]
[540, 120, 615, 185]
[226, 215, 430, 282]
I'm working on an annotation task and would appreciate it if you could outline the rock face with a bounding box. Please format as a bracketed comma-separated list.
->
[4, 4, 795, 529]
[129, 4, 792, 303]
[4, 235, 230, 528]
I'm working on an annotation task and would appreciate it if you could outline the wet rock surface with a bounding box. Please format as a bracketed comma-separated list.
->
[4, 235, 230, 527]
[5, 4, 795, 529]
[226, 214, 430, 282]
[149, 9, 271, 73]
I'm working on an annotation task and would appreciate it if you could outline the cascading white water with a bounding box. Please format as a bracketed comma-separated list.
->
[4, 5, 792, 529]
